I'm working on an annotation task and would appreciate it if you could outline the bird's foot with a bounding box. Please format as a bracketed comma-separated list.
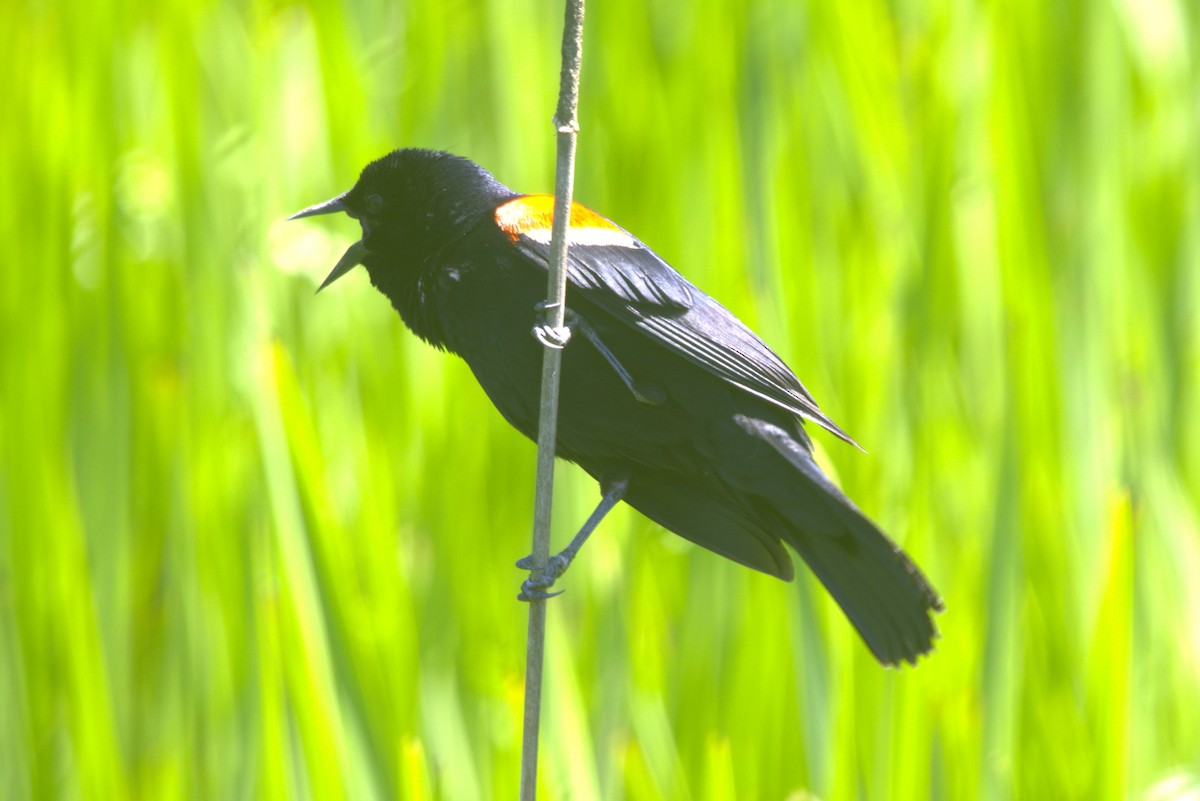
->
[516, 552, 572, 601]
[533, 301, 572, 349]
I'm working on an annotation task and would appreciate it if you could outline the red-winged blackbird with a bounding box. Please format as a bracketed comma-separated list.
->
[291, 148, 943, 666]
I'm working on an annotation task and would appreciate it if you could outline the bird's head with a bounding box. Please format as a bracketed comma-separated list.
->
[289, 148, 513, 291]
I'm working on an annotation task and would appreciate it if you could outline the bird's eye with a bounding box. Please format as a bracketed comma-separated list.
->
[365, 194, 386, 215]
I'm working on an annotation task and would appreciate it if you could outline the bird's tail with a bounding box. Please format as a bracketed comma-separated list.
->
[735, 415, 944, 666]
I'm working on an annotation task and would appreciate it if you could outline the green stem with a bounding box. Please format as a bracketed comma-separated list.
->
[519, 0, 586, 799]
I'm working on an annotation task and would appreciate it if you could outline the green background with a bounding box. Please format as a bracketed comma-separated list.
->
[3, 0, 1199, 798]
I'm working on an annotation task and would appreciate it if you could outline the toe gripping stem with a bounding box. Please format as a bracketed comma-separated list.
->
[533, 301, 572, 349]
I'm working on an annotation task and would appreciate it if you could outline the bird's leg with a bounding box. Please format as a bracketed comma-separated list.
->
[517, 476, 630, 601]
[563, 310, 666, 405]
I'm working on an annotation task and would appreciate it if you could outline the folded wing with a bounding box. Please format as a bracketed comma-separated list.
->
[495, 195, 857, 447]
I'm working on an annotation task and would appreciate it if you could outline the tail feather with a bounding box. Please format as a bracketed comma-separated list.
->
[734, 415, 944, 666]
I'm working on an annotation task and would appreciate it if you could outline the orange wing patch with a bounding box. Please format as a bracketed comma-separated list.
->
[495, 195, 637, 248]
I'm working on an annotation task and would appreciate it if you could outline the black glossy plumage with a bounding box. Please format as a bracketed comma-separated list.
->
[295, 148, 943, 666]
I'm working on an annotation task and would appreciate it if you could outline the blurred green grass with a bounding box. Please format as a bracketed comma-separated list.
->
[2, 0, 1199, 798]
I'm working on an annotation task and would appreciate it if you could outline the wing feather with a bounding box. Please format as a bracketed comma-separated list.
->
[505, 209, 857, 447]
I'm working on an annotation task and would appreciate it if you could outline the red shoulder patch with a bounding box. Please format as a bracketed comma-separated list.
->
[495, 195, 636, 247]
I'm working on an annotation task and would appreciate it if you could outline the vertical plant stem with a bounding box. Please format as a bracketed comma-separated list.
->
[519, 0, 586, 799]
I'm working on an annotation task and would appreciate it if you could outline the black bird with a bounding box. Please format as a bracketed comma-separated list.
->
[291, 149, 943, 665]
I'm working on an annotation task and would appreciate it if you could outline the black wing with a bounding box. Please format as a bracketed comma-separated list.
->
[511, 227, 858, 447]
[560, 242, 693, 309]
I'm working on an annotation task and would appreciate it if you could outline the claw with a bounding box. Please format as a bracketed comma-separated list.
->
[518, 585, 565, 602]
[516, 553, 572, 602]
[533, 300, 573, 348]
[533, 324, 572, 349]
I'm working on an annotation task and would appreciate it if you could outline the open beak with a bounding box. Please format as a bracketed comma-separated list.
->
[318, 240, 369, 292]
[288, 192, 367, 291]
